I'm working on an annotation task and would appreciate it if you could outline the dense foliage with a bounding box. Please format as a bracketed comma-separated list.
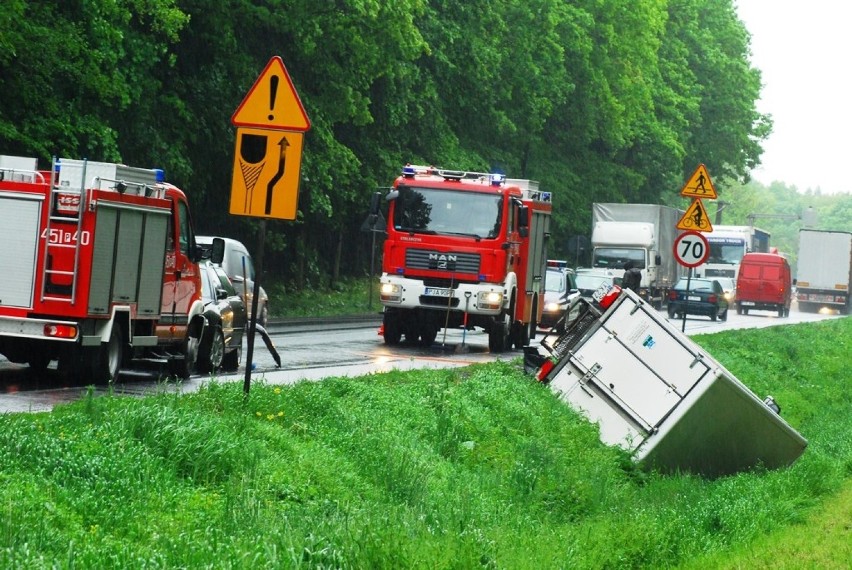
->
[0, 317, 849, 568]
[0, 0, 808, 288]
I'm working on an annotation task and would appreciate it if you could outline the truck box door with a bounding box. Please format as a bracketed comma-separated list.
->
[88, 204, 168, 315]
[0, 194, 42, 308]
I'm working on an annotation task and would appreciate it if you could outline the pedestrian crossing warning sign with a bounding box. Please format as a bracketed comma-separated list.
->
[680, 163, 717, 199]
[677, 198, 714, 232]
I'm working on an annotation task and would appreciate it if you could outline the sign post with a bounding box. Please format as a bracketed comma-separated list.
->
[672, 230, 710, 332]
[230, 56, 311, 394]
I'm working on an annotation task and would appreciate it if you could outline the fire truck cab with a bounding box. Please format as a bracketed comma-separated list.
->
[0, 155, 214, 382]
[374, 164, 551, 352]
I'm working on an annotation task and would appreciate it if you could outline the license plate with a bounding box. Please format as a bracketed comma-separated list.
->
[424, 287, 452, 297]
[688, 296, 701, 302]
[740, 301, 755, 306]
[592, 283, 612, 302]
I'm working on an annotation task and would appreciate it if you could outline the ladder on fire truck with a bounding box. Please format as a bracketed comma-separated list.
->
[39, 157, 87, 305]
[38, 158, 166, 305]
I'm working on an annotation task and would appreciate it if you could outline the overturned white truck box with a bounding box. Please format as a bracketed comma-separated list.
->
[534, 288, 807, 477]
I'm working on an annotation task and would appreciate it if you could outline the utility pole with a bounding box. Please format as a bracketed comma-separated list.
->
[714, 200, 730, 225]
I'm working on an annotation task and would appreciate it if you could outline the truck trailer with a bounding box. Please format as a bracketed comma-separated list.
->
[590, 203, 685, 308]
[534, 288, 807, 477]
[796, 229, 852, 314]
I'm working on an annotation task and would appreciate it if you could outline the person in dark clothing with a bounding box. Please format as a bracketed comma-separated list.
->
[622, 261, 641, 293]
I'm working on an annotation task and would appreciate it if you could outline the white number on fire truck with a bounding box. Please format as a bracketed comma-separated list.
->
[41, 228, 91, 246]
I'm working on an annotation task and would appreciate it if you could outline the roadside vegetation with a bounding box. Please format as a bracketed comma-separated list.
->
[0, 317, 849, 568]
[270, 276, 379, 319]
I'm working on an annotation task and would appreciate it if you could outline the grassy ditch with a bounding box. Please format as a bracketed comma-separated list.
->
[0, 318, 849, 568]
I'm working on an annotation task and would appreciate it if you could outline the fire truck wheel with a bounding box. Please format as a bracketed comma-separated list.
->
[419, 326, 438, 347]
[513, 320, 531, 349]
[198, 328, 225, 374]
[169, 337, 199, 379]
[27, 352, 52, 372]
[383, 313, 402, 345]
[488, 313, 511, 353]
[89, 326, 123, 384]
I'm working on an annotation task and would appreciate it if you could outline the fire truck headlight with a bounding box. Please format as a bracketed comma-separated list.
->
[478, 291, 503, 310]
[380, 282, 402, 303]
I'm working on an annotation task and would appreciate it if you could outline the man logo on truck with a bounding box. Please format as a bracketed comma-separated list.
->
[429, 252, 457, 270]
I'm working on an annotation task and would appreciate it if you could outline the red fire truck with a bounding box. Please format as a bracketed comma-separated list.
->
[372, 164, 552, 352]
[0, 155, 214, 382]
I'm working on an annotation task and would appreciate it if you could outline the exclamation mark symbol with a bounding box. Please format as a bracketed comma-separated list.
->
[268, 75, 279, 121]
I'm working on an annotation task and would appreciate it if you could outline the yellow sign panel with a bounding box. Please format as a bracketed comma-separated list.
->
[680, 163, 717, 199]
[230, 127, 304, 220]
[677, 198, 714, 232]
[231, 56, 310, 131]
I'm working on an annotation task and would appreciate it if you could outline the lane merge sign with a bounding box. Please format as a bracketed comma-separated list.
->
[230, 56, 310, 221]
[673, 231, 710, 268]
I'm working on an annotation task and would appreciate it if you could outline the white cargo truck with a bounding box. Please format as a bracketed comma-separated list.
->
[796, 229, 852, 315]
[591, 203, 685, 308]
[693, 224, 771, 280]
[536, 289, 807, 477]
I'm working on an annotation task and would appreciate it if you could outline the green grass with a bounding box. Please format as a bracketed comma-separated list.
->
[0, 318, 849, 568]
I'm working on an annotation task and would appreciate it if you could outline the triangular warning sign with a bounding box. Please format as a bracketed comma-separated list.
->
[231, 56, 311, 131]
[680, 163, 717, 199]
[677, 198, 714, 232]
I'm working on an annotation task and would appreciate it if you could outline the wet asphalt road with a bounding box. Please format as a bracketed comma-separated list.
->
[0, 304, 844, 413]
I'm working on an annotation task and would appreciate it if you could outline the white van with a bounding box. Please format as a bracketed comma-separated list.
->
[196, 236, 269, 326]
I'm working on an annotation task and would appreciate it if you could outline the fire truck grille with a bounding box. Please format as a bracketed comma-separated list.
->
[406, 249, 480, 274]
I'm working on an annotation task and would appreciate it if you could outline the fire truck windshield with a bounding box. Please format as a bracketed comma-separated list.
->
[393, 186, 502, 239]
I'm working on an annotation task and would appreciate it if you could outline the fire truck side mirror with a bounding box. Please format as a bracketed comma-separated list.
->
[369, 191, 381, 215]
[518, 205, 530, 237]
[210, 237, 225, 264]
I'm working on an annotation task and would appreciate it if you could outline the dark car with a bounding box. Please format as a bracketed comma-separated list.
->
[540, 268, 580, 332]
[667, 277, 729, 321]
[198, 261, 248, 373]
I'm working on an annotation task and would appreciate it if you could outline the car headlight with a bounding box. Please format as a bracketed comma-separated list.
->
[544, 301, 561, 313]
[477, 290, 503, 310]
[380, 282, 402, 303]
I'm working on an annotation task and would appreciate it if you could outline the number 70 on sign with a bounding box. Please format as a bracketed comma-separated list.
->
[673, 231, 710, 268]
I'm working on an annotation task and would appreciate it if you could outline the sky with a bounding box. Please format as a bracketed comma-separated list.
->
[734, 0, 851, 194]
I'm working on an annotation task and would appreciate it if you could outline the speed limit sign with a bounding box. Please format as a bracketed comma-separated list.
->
[673, 231, 710, 268]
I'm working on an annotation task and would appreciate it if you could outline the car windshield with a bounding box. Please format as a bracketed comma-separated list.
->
[545, 270, 566, 293]
[201, 266, 215, 302]
[576, 274, 610, 290]
[714, 278, 735, 291]
[675, 278, 715, 291]
[393, 186, 503, 239]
